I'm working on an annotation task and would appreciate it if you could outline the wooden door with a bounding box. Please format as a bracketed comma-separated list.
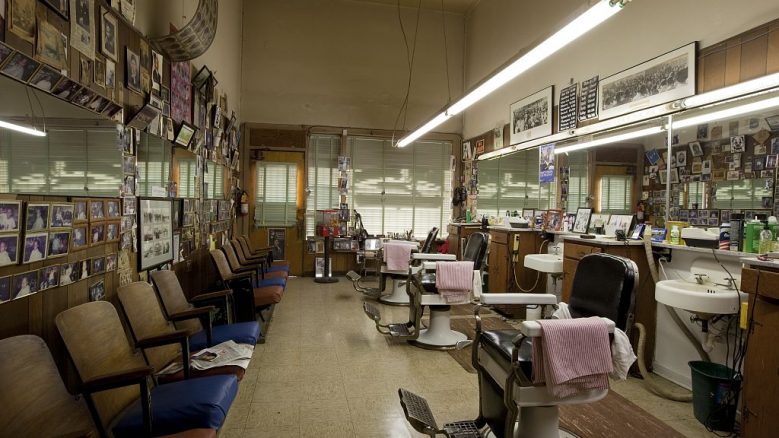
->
[742, 295, 779, 436]
[488, 241, 508, 293]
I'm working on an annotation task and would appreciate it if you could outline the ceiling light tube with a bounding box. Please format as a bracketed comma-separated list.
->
[672, 96, 779, 130]
[554, 126, 664, 154]
[396, 0, 625, 148]
[0, 120, 47, 137]
[682, 71, 779, 108]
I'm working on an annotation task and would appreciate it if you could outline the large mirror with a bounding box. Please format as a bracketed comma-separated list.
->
[137, 133, 171, 197]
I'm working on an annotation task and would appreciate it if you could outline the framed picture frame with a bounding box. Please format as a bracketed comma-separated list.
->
[8, 0, 36, 42]
[509, 86, 553, 146]
[106, 221, 120, 242]
[521, 209, 535, 223]
[599, 42, 696, 120]
[39, 265, 60, 291]
[36, 20, 68, 71]
[0, 234, 20, 267]
[607, 214, 635, 236]
[89, 279, 105, 301]
[25, 203, 50, 232]
[106, 199, 121, 218]
[0, 201, 22, 232]
[174, 122, 197, 148]
[0, 276, 10, 303]
[47, 231, 70, 258]
[91, 256, 106, 276]
[89, 199, 105, 221]
[73, 199, 89, 223]
[42, 0, 70, 20]
[122, 197, 136, 216]
[106, 253, 117, 271]
[138, 198, 174, 271]
[22, 232, 48, 263]
[125, 47, 141, 93]
[59, 262, 80, 286]
[50, 203, 74, 228]
[589, 213, 611, 233]
[71, 225, 88, 250]
[572, 208, 593, 234]
[70, 0, 96, 59]
[100, 7, 118, 61]
[89, 223, 105, 246]
[12, 270, 39, 300]
[543, 209, 563, 232]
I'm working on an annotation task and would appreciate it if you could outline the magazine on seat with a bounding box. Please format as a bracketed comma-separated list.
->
[157, 340, 254, 375]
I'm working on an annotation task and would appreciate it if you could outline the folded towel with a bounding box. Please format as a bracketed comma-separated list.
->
[531, 317, 612, 398]
[383, 242, 414, 271]
[435, 261, 474, 304]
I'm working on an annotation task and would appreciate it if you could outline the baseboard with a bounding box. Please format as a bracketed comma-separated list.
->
[652, 361, 692, 390]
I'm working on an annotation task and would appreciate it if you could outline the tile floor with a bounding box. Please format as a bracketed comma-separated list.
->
[220, 277, 720, 437]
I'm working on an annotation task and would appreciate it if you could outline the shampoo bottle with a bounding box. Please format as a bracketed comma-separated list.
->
[670, 225, 680, 245]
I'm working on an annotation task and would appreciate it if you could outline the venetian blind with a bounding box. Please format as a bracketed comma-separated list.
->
[255, 162, 297, 226]
[713, 180, 771, 210]
[205, 163, 225, 199]
[600, 175, 633, 214]
[178, 156, 197, 198]
[305, 134, 339, 236]
[478, 148, 556, 216]
[566, 151, 589, 213]
[137, 135, 171, 196]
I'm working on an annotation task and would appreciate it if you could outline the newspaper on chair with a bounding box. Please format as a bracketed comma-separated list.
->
[157, 340, 254, 375]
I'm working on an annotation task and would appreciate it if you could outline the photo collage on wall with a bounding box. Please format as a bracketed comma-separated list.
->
[0, 197, 119, 304]
[138, 199, 173, 271]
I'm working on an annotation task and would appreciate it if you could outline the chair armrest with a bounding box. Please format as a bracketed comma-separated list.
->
[191, 289, 232, 302]
[519, 317, 615, 338]
[227, 271, 253, 281]
[479, 293, 558, 306]
[81, 366, 153, 393]
[169, 306, 214, 322]
[136, 329, 190, 349]
[411, 253, 456, 261]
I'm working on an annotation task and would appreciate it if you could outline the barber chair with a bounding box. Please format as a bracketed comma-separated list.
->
[363, 232, 488, 349]
[398, 253, 637, 438]
[347, 238, 385, 298]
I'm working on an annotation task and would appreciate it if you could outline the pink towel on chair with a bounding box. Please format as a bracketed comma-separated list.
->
[435, 261, 474, 303]
[531, 317, 612, 398]
[383, 242, 414, 271]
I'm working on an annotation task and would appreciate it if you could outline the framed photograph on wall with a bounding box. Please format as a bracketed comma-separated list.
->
[100, 7, 118, 61]
[599, 43, 695, 120]
[0, 201, 22, 232]
[509, 86, 553, 146]
[22, 232, 48, 263]
[12, 271, 39, 300]
[0, 234, 20, 267]
[47, 231, 70, 258]
[71, 225, 88, 250]
[543, 209, 563, 232]
[572, 208, 593, 234]
[138, 198, 173, 270]
[268, 228, 286, 261]
[70, 0, 96, 58]
[51, 203, 74, 228]
[25, 203, 50, 231]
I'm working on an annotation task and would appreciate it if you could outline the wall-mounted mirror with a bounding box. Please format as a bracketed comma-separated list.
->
[137, 133, 171, 197]
[477, 147, 557, 216]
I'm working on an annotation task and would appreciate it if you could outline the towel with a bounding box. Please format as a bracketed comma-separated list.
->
[435, 261, 474, 304]
[383, 242, 414, 271]
[552, 302, 636, 380]
[531, 317, 612, 398]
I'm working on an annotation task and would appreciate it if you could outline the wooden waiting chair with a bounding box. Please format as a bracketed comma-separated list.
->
[117, 281, 247, 383]
[210, 249, 282, 323]
[0, 335, 96, 438]
[230, 239, 288, 279]
[222, 242, 286, 288]
[56, 301, 239, 437]
[151, 270, 261, 350]
[238, 235, 289, 269]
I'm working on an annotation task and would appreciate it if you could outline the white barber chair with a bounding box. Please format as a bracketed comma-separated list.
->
[398, 253, 638, 438]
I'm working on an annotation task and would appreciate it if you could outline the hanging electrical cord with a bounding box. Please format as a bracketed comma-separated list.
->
[512, 239, 549, 292]
[391, 0, 423, 142]
[440, 0, 451, 104]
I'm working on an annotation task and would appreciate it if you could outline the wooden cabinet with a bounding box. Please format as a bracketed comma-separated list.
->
[447, 224, 483, 258]
[561, 239, 656, 369]
[739, 265, 779, 438]
[488, 229, 545, 294]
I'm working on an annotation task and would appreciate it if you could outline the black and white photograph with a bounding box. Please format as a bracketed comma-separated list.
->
[599, 43, 695, 120]
[36, 19, 68, 71]
[120, 230, 132, 250]
[104, 199, 119, 218]
[50, 203, 74, 228]
[572, 208, 593, 234]
[126, 47, 141, 93]
[106, 59, 116, 90]
[127, 104, 159, 130]
[52, 78, 83, 101]
[730, 135, 745, 153]
[269, 228, 286, 261]
[89, 199, 105, 221]
[0, 276, 10, 303]
[676, 150, 687, 167]
[0, 43, 14, 68]
[89, 279, 105, 301]
[22, 233, 47, 263]
[90, 223, 105, 245]
[29, 65, 62, 92]
[94, 59, 106, 87]
[122, 155, 136, 175]
[122, 175, 136, 196]
[123, 197, 136, 215]
[12, 271, 39, 300]
[106, 253, 117, 271]
[151, 50, 163, 91]
[121, 214, 135, 232]
[100, 7, 118, 61]
[26, 204, 50, 231]
[70, 87, 95, 107]
[91, 256, 105, 275]
[59, 262, 81, 286]
[0, 201, 21, 232]
[8, 0, 35, 42]
[73, 199, 88, 223]
[47, 231, 70, 258]
[174, 122, 196, 148]
[38, 265, 60, 290]
[80, 260, 90, 280]
[509, 86, 553, 145]
[767, 154, 778, 169]
[0, 51, 41, 83]
[0, 235, 19, 267]
[42, 0, 70, 19]
[106, 221, 119, 242]
[70, 0, 95, 58]
[689, 141, 703, 157]
[138, 199, 173, 270]
[71, 225, 88, 250]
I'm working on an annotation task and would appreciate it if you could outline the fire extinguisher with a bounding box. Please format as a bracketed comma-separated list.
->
[238, 190, 249, 216]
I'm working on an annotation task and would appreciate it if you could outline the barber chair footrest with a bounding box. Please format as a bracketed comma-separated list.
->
[388, 323, 413, 337]
[442, 421, 483, 438]
[363, 303, 382, 322]
[398, 388, 483, 438]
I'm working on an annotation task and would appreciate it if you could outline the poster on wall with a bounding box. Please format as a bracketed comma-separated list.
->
[268, 228, 286, 261]
[578, 76, 599, 121]
[509, 86, 553, 146]
[539, 144, 555, 183]
[171, 61, 192, 124]
[69, 0, 95, 59]
[558, 83, 578, 132]
[599, 43, 696, 120]
[138, 199, 173, 270]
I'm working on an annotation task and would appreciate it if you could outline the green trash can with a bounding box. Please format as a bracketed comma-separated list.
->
[689, 361, 741, 432]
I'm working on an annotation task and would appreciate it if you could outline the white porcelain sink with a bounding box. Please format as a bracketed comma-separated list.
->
[524, 254, 563, 274]
[655, 279, 745, 315]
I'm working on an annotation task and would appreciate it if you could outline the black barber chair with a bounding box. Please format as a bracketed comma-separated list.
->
[399, 253, 638, 437]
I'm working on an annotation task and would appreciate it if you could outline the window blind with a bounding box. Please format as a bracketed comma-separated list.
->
[255, 162, 297, 226]
[205, 164, 225, 199]
[478, 149, 556, 216]
[137, 135, 170, 197]
[566, 152, 589, 213]
[305, 134, 339, 236]
[178, 157, 197, 198]
[600, 175, 633, 214]
[713, 180, 771, 210]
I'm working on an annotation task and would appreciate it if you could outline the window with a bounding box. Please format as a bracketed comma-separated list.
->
[305, 134, 340, 236]
[255, 162, 297, 226]
[566, 151, 589, 213]
[177, 156, 197, 198]
[599, 175, 633, 214]
[0, 127, 121, 196]
[350, 137, 451, 239]
[684, 181, 705, 208]
[713, 180, 772, 210]
[137, 134, 171, 197]
[205, 163, 225, 199]
[477, 148, 556, 216]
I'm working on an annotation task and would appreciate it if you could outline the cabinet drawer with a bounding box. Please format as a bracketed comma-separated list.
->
[564, 242, 602, 260]
[741, 267, 779, 300]
[490, 231, 508, 244]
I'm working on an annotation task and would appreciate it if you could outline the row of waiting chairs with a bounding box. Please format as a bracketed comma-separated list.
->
[0, 236, 289, 438]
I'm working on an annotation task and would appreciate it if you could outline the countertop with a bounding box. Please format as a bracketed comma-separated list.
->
[652, 242, 750, 258]
[487, 226, 537, 232]
[562, 235, 645, 246]
[740, 256, 779, 269]
[448, 222, 483, 227]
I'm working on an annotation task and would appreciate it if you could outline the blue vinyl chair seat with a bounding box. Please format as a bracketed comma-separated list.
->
[113, 374, 238, 437]
[189, 321, 261, 351]
[255, 277, 286, 288]
[265, 264, 288, 273]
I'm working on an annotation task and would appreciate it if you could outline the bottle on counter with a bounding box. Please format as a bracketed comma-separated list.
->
[670, 225, 680, 245]
[719, 223, 730, 250]
[759, 222, 773, 254]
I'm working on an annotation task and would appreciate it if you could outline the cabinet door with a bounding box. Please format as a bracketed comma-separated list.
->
[562, 258, 578, 302]
[488, 243, 508, 293]
[742, 296, 779, 437]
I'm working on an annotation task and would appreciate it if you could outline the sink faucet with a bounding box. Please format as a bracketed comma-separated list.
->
[714, 277, 738, 290]
[693, 274, 707, 285]
[551, 244, 561, 255]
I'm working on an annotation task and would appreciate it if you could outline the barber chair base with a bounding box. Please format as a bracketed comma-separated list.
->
[346, 270, 382, 298]
[408, 306, 467, 350]
[378, 278, 410, 306]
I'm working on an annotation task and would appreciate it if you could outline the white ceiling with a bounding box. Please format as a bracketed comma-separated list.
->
[354, 0, 480, 15]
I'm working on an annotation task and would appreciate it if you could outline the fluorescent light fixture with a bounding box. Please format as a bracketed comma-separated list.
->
[0, 119, 47, 137]
[672, 96, 779, 130]
[682, 71, 779, 108]
[396, 0, 625, 147]
[554, 126, 664, 154]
